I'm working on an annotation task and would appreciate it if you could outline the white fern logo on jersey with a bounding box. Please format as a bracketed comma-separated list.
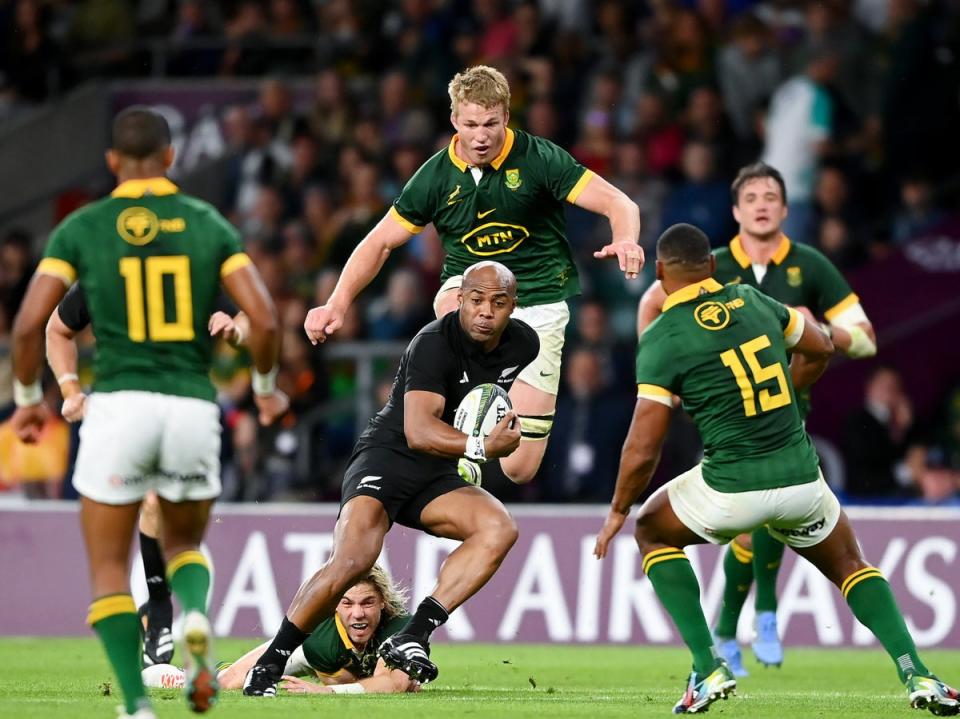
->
[498, 365, 518, 383]
[358, 476, 381, 490]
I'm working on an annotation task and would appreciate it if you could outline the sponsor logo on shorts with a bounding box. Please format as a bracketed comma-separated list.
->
[776, 517, 826, 538]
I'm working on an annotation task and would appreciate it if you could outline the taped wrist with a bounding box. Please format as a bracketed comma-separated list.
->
[844, 325, 877, 359]
[465, 436, 487, 462]
[519, 412, 554, 441]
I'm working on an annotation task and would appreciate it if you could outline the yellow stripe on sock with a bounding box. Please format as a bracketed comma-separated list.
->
[87, 594, 137, 625]
[841, 567, 883, 598]
[729, 540, 753, 564]
[166, 550, 209, 580]
[642, 547, 686, 574]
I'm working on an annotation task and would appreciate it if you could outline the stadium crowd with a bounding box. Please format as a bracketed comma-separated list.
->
[1, 0, 959, 505]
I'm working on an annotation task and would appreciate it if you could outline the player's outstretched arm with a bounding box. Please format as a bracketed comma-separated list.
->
[45, 308, 86, 423]
[575, 174, 644, 279]
[594, 398, 671, 559]
[637, 280, 668, 338]
[304, 212, 415, 344]
[404, 390, 520, 461]
[221, 264, 288, 425]
[10, 273, 70, 442]
[282, 658, 418, 694]
[828, 319, 876, 359]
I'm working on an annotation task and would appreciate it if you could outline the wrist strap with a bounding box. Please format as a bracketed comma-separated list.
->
[252, 366, 278, 396]
[57, 373, 80, 386]
[13, 379, 43, 407]
[465, 436, 487, 463]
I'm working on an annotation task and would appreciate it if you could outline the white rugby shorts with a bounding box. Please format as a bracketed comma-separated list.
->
[72, 391, 222, 505]
[434, 274, 569, 395]
[663, 463, 841, 548]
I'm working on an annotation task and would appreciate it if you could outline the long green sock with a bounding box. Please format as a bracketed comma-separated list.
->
[843, 568, 929, 683]
[167, 550, 210, 614]
[644, 547, 718, 675]
[715, 539, 753, 639]
[88, 594, 151, 715]
[752, 529, 785, 613]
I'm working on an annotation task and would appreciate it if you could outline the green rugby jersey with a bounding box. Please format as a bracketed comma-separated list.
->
[391, 128, 592, 306]
[637, 279, 820, 492]
[39, 178, 251, 402]
[714, 234, 858, 418]
[301, 612, 410, 678]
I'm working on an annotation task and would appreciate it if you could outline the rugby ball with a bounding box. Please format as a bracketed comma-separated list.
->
[454, 383, 512, 437]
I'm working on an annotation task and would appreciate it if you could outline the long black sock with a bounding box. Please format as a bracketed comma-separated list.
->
[255, 617, 310, 670]
[140, 533, 171, 625]
[402, 597, 449, 643]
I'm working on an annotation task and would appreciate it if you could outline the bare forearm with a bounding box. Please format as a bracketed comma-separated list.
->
[12, 325, 44, 384]
[610, 446, 659, 514]
[328, 236, 393, 310]
[606, 195, 641, 244]
[406, 416, 469, 459]
[245, 322, 280, 374]
[789, 353, 830, 391]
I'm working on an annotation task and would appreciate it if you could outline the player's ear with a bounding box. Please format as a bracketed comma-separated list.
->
[732, 203, 741, 225]
[162, 144, 175, 169]
[655, 260, 665, 282]
[503, 108, 510, 126]
[457, 289, 464, 307]
[709, 254, 717, 275]
[105, 149, 120, 176]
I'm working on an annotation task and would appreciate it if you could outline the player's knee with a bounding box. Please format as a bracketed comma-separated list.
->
[633, 516, 662, 554]
[502, 459, 538, 485]
[734, 533, 752, 552]
[477, 513, 518, 558]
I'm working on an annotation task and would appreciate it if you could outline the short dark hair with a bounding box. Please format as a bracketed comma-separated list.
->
[656, 223, 711, 267]
[731, 162, 787, 205]
[111, 106, 172, 159]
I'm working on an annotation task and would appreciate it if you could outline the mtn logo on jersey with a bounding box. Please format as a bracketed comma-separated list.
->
[460, 223, 529, 256]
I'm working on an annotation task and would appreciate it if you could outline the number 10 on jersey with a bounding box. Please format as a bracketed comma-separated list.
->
[119, 255, 194, 342]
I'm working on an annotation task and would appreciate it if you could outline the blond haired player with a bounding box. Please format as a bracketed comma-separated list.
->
[303, 65, 642, 486]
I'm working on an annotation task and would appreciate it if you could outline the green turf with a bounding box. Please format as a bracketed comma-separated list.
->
[0, 638, 957, 718]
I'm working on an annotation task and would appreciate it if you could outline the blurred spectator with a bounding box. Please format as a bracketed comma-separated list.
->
[763, 48, 839, 242]
[0, 229, 35, 321]
[841, 366, 917, 499]
[716, 13, 781, 142]
[0, 303, 12, 413]
[681, 85, 738, 178]
[367, 268, 430, 341]
[220, 0, 271, 76]
[812, 165, 867, 268]
[647, 8, 715, 116]
[891, 175, 946, 245]
[659, 141, 736, 248]
[904, 386, 960, 505]
[537, 347, 632, 502]
[378, 70, 435, 148]
[607, 141, 669, 251]
[0, 0, 68, 105]
[630, 91, 684, 175]
[165, 0, 221, 76]
[568, 298, 634, 389]
[65, 0, 136, 77]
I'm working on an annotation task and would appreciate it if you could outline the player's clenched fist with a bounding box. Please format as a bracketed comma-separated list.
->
[10, 403, 49, 444]
[254, 390, 290, 426]
[62, 392, 87, 423]
[304, 304, 344, 345]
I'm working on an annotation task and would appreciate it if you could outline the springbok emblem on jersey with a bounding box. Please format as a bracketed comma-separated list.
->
[694, 301, 730, 331]
[116, 207, 159, 246]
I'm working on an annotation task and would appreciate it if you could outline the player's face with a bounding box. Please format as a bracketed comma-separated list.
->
[458, 282, 516, 346]
[336, 583, 384, 647]
[733, 177, 788, 240]
[451, 102, 509, 167]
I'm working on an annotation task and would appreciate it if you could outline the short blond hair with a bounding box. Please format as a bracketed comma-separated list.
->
[448, 65, 511, 115]
[354, 564, 408, 619]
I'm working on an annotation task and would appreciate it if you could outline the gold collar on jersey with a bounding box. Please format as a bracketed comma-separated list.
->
[662, 278, 724, 312]
[729, 234, 792, 268]
[447, 128, 516, 172]
[111, 177, 180, 198]
[730, 235, 790, 269]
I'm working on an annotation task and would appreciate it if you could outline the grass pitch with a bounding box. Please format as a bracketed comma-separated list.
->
[0, 638, 957, 718]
